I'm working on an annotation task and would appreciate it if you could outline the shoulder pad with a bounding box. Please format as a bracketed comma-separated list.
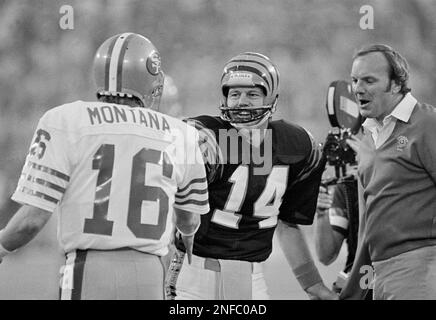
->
[269, 120, 315, 159]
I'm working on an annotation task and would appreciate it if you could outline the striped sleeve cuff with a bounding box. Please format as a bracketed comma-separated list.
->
[11, 160, 70, 212]
[175, 177, 209, 214]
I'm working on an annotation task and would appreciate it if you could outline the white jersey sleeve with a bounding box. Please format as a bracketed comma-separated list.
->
[12, 112, 71, 212]
[173, 125, 209, 215]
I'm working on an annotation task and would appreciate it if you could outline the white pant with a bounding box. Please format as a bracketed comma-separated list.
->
[60, 249, 165, 300]
[166, 249, 269, 300]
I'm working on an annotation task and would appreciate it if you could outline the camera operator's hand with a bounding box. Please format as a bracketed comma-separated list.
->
[317, 186, 333, 214]
[345, 135, 361, 154]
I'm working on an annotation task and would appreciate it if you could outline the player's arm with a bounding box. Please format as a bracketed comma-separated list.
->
[1, 111, 71, 264]
[173, 124, 210, 263]
[174, 208, 201, 264]
[277, 128, 337, 299]
[0, 205, 52, 263]
[276, 220, 338, 300]
[314, 186, 346, 265]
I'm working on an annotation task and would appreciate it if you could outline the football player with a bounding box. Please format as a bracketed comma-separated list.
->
[0, 33, 209, 299]
[166, 52, 338, 300]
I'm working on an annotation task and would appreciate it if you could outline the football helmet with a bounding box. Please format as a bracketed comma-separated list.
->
[219, 52, 279, 128]
[93, 32, 164, 110]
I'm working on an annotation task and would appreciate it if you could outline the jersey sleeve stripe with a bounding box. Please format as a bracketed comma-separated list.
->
[27, 161, 70, 182]
[177, 177, 207, 193]
[176, 181, 208, 197]
[18, 186, 60, 204]
[24, 174, 67, 194]
[174, 198, 209, 206]
[175, 188, 208, 199]
[175, 192, 208, 204]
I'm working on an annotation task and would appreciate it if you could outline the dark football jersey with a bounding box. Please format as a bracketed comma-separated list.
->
[175, 116, 325, 262]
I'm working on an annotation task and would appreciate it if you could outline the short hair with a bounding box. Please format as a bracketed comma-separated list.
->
[97, 94, 143, 108]
[353, 44, 411, 94]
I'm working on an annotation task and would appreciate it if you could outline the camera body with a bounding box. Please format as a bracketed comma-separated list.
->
[324, 80, 361, 180]
[323, 127, 357, 168]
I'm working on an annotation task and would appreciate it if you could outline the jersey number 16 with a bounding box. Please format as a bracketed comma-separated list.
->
[83, 143, 173, 240]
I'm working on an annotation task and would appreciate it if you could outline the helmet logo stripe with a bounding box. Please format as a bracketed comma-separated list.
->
[116, 33, 134, 92]
[108, 33, 132, 92]
[104, 37, 117, 90]
[225, 65, 271, 92]
[231, 59, 275, 93]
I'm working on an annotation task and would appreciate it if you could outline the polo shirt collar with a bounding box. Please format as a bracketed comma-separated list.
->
[362, 93, 417, 130]
[390, 93, 417, 122]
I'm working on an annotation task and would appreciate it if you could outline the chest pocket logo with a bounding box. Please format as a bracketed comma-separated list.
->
[396, 136, 408, 152]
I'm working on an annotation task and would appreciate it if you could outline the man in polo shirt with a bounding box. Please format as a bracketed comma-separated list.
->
[340, 44, 436, 300]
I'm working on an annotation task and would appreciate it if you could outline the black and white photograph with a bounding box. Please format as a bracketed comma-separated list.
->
[0, 0, 435, 309]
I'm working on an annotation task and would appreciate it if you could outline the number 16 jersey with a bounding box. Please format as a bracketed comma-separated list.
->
[12, 101, 209, 256]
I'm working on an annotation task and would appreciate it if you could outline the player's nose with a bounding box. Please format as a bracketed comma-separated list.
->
[237, 93, 250, 107]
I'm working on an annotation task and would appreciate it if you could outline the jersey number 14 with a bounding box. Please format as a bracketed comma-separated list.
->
[212, 165, 289, 229]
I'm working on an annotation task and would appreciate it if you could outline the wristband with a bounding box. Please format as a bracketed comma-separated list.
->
[292, 260, 323, 291]
[316, 208, 329, 217]
[176, 221, 200, 237]
[0, 230, 11, 259]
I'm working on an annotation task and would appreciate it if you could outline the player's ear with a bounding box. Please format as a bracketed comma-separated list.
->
[391, 80, 401, 94]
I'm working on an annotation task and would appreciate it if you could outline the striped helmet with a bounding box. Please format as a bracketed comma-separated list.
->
[219, 52, 279, 125]
[93, 33, 164, 109]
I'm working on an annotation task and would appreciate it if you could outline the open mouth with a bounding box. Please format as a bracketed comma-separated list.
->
[231, 111, 252, 120]
[358, 99, 371, 108]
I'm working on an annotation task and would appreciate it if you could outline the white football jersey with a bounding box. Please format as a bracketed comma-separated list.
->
[12, 101, 209, 256]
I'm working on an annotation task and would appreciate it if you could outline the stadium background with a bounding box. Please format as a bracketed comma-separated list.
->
[0, 0, 435, 299]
